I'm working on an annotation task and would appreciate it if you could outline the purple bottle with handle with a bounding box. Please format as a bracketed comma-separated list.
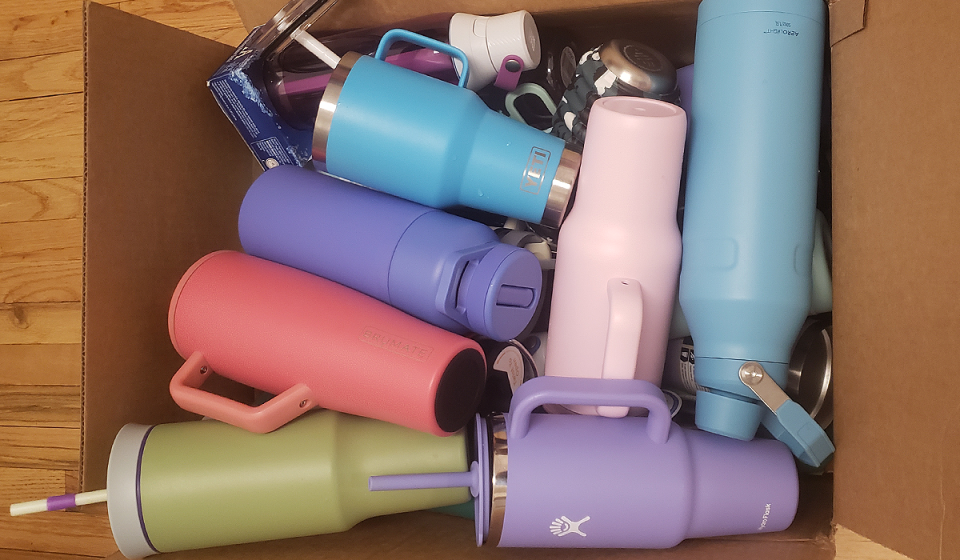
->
[370, 376, 799, 548]
[238, 165, 542, 341]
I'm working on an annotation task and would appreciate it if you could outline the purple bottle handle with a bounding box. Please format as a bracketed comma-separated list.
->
[507, 376, 673, 444]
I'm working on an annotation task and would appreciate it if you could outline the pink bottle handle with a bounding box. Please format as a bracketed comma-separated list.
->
[597, 278, 643, 417]
[169, 351, 316, 433]
[507, 376, 672, 444]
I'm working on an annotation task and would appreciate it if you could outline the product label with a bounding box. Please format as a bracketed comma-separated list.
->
[764, 20, 800, 37]
[359, 327, 433, 361]
[521, 147, 552, 194]
[758, 503, 773, 530]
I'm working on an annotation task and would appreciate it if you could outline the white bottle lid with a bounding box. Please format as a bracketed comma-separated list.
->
[449, 10, 541, 91]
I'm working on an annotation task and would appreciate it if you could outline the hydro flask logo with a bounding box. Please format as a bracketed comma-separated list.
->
[521, 147, 552, 194]
[360, 327, 433, 361]
[550, 515, 590, 537]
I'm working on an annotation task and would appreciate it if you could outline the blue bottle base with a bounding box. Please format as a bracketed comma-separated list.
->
[694, 357, 788, 441]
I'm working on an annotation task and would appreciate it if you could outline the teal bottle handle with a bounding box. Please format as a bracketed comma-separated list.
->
[375, 29, 470, 88]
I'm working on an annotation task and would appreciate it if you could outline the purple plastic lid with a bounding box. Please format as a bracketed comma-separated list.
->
[459, 244, 542, 342]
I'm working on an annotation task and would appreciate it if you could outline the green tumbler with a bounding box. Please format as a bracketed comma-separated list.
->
[106, 410, 469, 558]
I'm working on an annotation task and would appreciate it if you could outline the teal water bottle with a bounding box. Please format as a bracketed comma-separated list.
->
[679, 0, 826, 441]
[313, 29, 581, 228]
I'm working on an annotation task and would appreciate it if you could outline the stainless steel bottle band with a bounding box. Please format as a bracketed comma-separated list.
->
[540, 148, 581, 228]
[486, 414, 509, 546]
[312, 51, 361, 162]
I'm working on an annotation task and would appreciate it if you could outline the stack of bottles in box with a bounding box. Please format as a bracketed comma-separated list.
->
[12, 0, 838, 557]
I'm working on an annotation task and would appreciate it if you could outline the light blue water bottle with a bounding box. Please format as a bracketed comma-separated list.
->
[679, 0, 826, 441]
[312, 29, 581, 228]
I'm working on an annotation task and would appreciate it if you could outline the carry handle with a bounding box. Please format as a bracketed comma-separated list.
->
[169, 351, 315, 434]
[597, 278, 644, 417]
[507, 376, 672, 444]
[375, 29, 470, 88]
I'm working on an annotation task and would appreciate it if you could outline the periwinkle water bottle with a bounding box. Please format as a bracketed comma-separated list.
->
[313, 29, 581, 228]
[679, 0, 826, 440]
[102, 411, 469, 558]
[239, 165, 543, 341]
[544, 97, 686, 417]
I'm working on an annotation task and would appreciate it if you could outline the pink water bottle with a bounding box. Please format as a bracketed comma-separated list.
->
[544, 97, 686, 417]
[167, 251, 487, 436]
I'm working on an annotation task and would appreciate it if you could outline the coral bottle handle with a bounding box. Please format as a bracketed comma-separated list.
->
[375, 29, 470, 88]
[507, 376, 672, 444]
[169, 351, 315, 433]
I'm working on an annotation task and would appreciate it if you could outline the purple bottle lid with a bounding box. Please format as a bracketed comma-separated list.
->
[459, 244, 542, 342]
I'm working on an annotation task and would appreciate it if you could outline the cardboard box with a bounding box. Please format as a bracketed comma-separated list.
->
[81, 0, 960, 559]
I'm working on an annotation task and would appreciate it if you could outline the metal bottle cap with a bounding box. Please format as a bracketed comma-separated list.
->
[598, 39, 680, 101]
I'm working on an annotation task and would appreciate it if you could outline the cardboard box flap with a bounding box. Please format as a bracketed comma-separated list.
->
[83, 1, 253, 491]
[828, 0, 866, 46]
[831, 0, 960, 558]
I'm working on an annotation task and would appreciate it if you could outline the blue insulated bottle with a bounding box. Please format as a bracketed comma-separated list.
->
[312, 29, 580, 228]
[238, 165, 543, 342]
[678, 0, 826, 440]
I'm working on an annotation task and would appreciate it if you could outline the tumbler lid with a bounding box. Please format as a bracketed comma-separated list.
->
[449, 11, 541, 90]
[107, 424, 157, 559]
[461, 244, 542, 342]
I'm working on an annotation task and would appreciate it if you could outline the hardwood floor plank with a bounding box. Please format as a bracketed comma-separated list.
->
[0, 302, 81, 345]
[0, 261, 82, 303]
[0, 50, 82, 102]
[0, 0, 84, 61]
[0, 219, 82, 263]
[0, 95, 82, 143]
[0, 344, 81, 385]
[0, 134, 83, 183]
[0, 178, 83, 223]
[211, 24, 249, 47]
[0, 549, 101, 560]
[0, 466, 66, 504]
[0, 427, 79, 469]
[0, 510, 116, 557]
[118, 0, 245, 42]
[0, 386, 80, 428]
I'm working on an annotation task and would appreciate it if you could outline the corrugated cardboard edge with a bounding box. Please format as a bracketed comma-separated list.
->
[828, 0, 867, 46]
[81, 2, 253, 492]
[831, 0, 960, 558]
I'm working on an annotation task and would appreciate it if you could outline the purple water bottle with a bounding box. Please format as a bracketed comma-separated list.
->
[238, 165, 542, 341]
[370, 376, 799, 548]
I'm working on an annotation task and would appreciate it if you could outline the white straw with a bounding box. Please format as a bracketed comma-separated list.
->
[10, 489, 108, 516]
[291, 28, 341, 69]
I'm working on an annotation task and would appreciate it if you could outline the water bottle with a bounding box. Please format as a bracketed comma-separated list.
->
[102, 411, 469, 557]
[544, 96, 686, 417]
[313, 29, 581, 228]
[264, 11, 541, 130]
[370, 376, 799, 548]
[678, 0, 826, 441]
[167, 251, 486, 435]
[238, 165, 542, 341]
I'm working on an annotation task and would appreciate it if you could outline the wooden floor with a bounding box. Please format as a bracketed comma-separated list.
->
[0, 0, 914, 558]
